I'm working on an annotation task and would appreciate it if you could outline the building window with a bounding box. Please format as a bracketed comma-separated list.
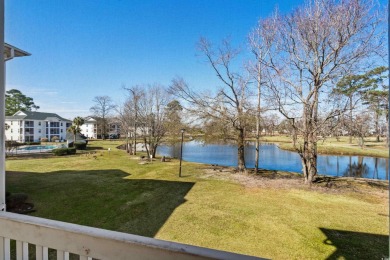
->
[50, 129, 60, 135]
[61, 122, 63, 126]
[38, 129, 41, 133]
[10, 121, 13, 125]
[61, 129, 63, 133]
[25, 128, 34, 135]
[38, 122, 41, 126]
[25, 136, 34, 142]
[25, 121, 34, 127]
[10, 129, 13, 133]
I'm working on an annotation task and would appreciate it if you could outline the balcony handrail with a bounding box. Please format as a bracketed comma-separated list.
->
[0, 212, 263, 260]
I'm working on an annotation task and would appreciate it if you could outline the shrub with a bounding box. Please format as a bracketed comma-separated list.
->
[74, 142, 87, 150]
[25, 142, 41, 145]
[51, 136, 59, 142]
[67, 147, 76, 155]
[52, 148, 77, 156]
[52, 148, 68, 156]
[5, 141, 21, 154]
[40, 137, 48, 142]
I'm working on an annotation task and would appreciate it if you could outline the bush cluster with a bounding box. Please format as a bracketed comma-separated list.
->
[24, 142, 41, 145]
[40, 137, 48, 142]
[51, 136, 59, 142]
[52, 148, 76, 156]
[74, 142, 87, 150]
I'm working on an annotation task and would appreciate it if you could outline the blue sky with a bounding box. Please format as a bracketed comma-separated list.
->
[4, 0, 387, 119]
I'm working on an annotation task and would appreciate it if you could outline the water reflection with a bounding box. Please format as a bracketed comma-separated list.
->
[157, 141, 389, 180]
[343, 157, 369, 178]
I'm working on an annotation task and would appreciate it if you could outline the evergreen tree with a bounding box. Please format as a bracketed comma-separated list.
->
[5, 89, 39, 116]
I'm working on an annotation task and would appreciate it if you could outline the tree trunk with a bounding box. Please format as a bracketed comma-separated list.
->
[144, 137, 150, 158]
[255, 68, 261, 173]
[152, 144, 158, 158]
[237, 128, 246, 172]
[133, 120, 137, 155]
[102, 119, 106, 140]
[300, 90, 319, 184]
[386, 112, 389, 145]
[375, 111, 380, 142]
[359, 136, 365, 148]
[349, 95, 353, 144]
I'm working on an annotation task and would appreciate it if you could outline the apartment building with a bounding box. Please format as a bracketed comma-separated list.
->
[79, 116, 97, 139]
[5, 111, 71, 142]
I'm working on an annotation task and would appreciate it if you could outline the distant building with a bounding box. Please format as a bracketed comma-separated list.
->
[5, 111, 71, 142]
[79, 116, 122, 139]
[80, 116, 97, 139]
[108, 120, 121, 137]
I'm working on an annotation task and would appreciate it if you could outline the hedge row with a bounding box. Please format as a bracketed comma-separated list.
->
[74, 142, 87, 150]
[52, 148, 76, 156]
[24, 142, 41, 145]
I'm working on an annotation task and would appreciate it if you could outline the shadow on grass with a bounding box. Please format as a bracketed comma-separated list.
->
[6, 153, 55, 160]
[6, 169, 194, 238]
[86, 146, 105, 150]
[320, 227, 389, 259]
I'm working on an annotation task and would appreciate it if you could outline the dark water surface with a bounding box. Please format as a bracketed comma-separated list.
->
[157, 141, 389, 180]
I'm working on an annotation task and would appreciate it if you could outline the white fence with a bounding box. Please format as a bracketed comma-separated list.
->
[0, 212, 262, 260]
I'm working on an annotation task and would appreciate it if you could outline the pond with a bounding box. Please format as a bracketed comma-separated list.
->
[157, 141, 389, 180]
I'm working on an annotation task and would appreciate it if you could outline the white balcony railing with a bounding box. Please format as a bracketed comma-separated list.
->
[0, 212, 262, 260]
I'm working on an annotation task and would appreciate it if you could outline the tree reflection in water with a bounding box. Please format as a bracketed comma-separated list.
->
[344, 157, 369, 178]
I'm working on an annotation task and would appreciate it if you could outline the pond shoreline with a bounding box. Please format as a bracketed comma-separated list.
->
[157, 141, 389, 180]
[275, 142, 389, 158]
[200, 165, 389, 195]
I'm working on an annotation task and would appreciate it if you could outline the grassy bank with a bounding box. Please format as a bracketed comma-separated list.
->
[5, 140, 389, 259]
[260, 135, 389, 158]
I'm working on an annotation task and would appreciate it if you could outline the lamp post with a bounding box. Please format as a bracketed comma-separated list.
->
[179, 129, 185, 177]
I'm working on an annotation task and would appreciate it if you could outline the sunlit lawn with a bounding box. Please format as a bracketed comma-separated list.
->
[5, 140, 389, 259]
[261, 135, 389, 158]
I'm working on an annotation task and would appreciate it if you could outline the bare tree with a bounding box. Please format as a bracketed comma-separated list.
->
[122, 86, 143, 155]
[351, 112, 372, 148]
[171, 38, 251, 172]
[261, 0, 385, 183]
[137, 84, 170, 158]
[117, 102, 133, 154]
[90, 96, 116, 139]
[248, 14, 277, 173]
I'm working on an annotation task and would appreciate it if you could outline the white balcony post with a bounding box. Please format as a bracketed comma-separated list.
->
[0, 0, 5, 212]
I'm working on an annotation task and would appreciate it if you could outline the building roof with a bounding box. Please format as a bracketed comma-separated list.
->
[84, 116, 97, 122]
[66, 132, 87, 143]
[4, 43, 31, 61]
[6, 111, 71, 122]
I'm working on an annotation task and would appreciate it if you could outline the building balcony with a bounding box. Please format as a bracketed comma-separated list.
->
[0, 212, 260, 260]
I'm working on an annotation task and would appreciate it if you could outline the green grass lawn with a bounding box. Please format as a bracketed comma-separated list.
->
[5, 140, 389, 259]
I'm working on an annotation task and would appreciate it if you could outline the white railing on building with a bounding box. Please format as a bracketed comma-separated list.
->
[0, 212, 262, 260]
